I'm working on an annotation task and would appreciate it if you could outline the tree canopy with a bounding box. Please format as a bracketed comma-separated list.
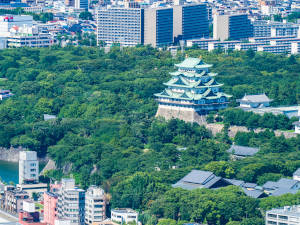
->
[0, 46, 299, 224]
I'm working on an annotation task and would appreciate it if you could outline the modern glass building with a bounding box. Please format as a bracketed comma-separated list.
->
[97, 7, 144, 46]
[173, 4, 209, 43]
[213, 14, 253, 41]
[144, 7, 173, 47]
[75, 0, 88, 10]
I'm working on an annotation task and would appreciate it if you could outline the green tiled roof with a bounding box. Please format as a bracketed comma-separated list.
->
[169, 71, 216, 78]
[154, 57, 232, 104]
[164, 76, 223, 88]
[154, 88, 231, 101]
[174, 57, 212, 69]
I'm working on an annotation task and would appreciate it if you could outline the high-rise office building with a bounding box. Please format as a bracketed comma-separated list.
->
[65, 0, 74, 7]
[213, 14, 253, 41]
[75, 0, 88, 10]
[19, 151, 39, 185]
[97, 6, 144, 46]
[85, 186, 106, 224]
[173, 4, 209, 43]
[57, 179, 85, 225]
[144, 7, 173, 47]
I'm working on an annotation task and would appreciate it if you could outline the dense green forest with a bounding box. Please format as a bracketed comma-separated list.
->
[0, 46, 299, 225]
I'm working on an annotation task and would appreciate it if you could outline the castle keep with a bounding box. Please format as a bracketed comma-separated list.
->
[154, 57, 231, 124]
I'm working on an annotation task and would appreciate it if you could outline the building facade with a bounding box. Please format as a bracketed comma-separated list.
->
[85, 186, 106, 224]
[97, 7, 144, 46]
[4, 189, 29, 213]
[252, 20, 299, 37]
[155, 57, 231, 124]
[65, 0, 74, 7]
[74, 0, 88, 10]
[144, 7, 173, 47]
[237, 94, 272, 108]
[57, 179, 85, 225]
[0, 15, 33, 37]
[213, 14, 253, 41]
[19, 151, 39, 185]
[111, 208, 138, 224]
[266, 205, 300, 225]
[44, 192, 58, 225]
[19, 200, 47, 225]
[7, 33, 53, 48]
[173, 4, 209, 43]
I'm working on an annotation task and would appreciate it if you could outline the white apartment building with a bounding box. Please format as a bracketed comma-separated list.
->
[291, 42, 300, 54]
[208, 41, 240, 51]
[74, 0, 88, 10]
[7, 33, 53, 48]
[266, 205, 300, 225]
[19, 151, 39, 185]
[57, 179, 85, 225]
[0, 15, 33, 37]
[6, 24, 53, 48]
[186, 38, 218, 49]
[85, 186, 106, 224]
[111, 208, 138, 224]
[257, 44, 290, 54]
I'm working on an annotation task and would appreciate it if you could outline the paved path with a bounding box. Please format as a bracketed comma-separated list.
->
[0, 208, 18, 222]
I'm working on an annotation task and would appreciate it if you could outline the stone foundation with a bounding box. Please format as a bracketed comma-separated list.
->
[155, 105, 207, 125]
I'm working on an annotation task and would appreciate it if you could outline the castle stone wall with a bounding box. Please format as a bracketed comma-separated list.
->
[155, 105, 207, 125]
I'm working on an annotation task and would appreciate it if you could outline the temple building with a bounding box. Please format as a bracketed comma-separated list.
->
[154, 56, 231, 124]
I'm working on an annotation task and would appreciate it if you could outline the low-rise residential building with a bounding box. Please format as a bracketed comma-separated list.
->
[234, 42, 265, 51]
[7, 33, 53, 48]
[85, 186, 106, 224]
[266, 205, 300, 225]
[17, 183, 48, 198]
[249, 36, 297, 44]
[4, 189, 29, 213]
[208, 40, 241, 51]
[257, 44, 290, 54]
[186, 38, 218, 49]
[19, 200, 47, 225]
[111, 208, 138, 225]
